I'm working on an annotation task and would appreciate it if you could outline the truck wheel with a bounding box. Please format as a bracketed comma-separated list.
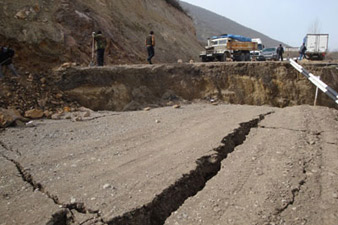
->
[220, 54, 226, 62]
[240, 53, 245, 61]
[245, 53, 251, 61]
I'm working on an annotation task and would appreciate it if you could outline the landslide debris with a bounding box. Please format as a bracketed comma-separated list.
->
[0, 70, 79, 128]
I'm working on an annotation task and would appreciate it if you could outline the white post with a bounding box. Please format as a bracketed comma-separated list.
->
[314, 76, 320, 106]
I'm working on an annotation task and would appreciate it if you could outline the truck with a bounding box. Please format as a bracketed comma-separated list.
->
[303, 34, 329, 60]
[200, 34, 258, 62]
[250, 38, 263, 58]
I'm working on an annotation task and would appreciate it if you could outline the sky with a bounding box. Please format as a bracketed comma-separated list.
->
[182, 0, 338, 51]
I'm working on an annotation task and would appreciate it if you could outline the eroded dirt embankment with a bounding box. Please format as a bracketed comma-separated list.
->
[56, 62, 338, 111]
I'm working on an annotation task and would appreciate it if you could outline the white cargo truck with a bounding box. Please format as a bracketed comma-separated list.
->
[304, 34, 329, 60]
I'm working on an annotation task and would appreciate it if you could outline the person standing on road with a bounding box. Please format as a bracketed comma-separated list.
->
[146, 31, 155, 64]
[276, 44, 284, 61]
[0, 46, 19, 79]
[93, 31, 107, 66]
[299, 43, 307, 61]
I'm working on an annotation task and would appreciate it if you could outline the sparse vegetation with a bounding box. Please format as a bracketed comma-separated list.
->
[165, 0, 187, 14]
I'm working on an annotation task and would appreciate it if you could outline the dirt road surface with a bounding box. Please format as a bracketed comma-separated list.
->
[0, 103, 337, 225]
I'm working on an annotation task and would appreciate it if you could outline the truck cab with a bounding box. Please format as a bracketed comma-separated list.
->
[200, 34, 257, 62]
[203, 37, 231, 61]
[250, 38, 263, 58]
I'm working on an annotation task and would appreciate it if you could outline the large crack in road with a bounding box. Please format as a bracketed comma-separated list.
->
[107, 112, 274, 225]
[0, 143, 103, 225]
[1, 111, 275, 225]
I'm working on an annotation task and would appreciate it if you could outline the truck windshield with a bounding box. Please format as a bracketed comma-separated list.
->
[211, 41, 218, 45]
[219, 40, 227, 45]
[263, 48, 276, 52]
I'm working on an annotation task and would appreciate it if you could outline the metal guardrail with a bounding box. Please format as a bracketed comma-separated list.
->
[289, 59, 338, 105]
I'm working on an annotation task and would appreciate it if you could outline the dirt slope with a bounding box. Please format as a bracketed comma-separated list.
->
[0, 104, 337, 225]
[0, 0, 203, 72]
[56, 62, 338, 111]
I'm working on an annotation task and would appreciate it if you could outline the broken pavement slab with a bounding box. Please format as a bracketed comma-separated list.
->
[0, 156, 64, 225]
[0, 104, 274, 224]
[165, 106, 338, 225]
[0, 104, 337, 225]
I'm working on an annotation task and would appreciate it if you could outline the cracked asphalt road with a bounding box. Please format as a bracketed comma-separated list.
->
[0, 104, 337, 225]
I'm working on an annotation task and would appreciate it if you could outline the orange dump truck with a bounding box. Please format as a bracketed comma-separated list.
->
[200, 34, 258, 62]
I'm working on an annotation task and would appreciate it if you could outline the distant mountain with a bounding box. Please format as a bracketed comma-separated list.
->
[180, 1, 287, 48]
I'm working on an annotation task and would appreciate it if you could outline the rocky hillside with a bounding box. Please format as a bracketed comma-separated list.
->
[0, 0, 203, 72]
[180, 1, 287, 47]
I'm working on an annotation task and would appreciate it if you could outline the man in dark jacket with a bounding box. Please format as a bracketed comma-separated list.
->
[93, 31, 107, 66]
[299, 43, 307, 61]
[276, 44, 284, 61]
[146, 31, 155, 64]
[0, 46, 18, 78]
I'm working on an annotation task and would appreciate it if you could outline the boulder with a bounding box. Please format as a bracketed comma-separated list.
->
[24, 109, 44, 119]
[0, 108, 26, 128]
[15, 9, 28, 19]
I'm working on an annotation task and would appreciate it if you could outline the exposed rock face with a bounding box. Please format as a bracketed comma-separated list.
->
[0, 0, 202, 72]
[56, 62, 338, 111]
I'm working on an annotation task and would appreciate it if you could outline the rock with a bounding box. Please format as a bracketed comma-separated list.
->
[51, 100, 61, 105]
[103, 184, 111, 189]
[61, 62, 73, 68]
[38, 98, 47, 107]
[155, 120, 160, 123]
[72, 116, 83, 122]
[166, 101, 174, 106]
[40, 77, 46, 84]
[32, 3, 40, 13]
[26, 121, 36, 127]
[44, 110, 53, 118]
[51, 113, 62, 120]
[55, 93, 63, 99]
[177, 59, 183, 63]
[0, 108, 26, 128]
[15, 120, 26, 127]
[78, 106, 93, 113]
[24, 109, 44, 119]
[15, 9, 28, 19]
[63, 106, 71, 112]
[173, 104, 181, 109]
[83, 111, 90, 117]
[144, 107, 151, 111]
[189, 59, 194, 64]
